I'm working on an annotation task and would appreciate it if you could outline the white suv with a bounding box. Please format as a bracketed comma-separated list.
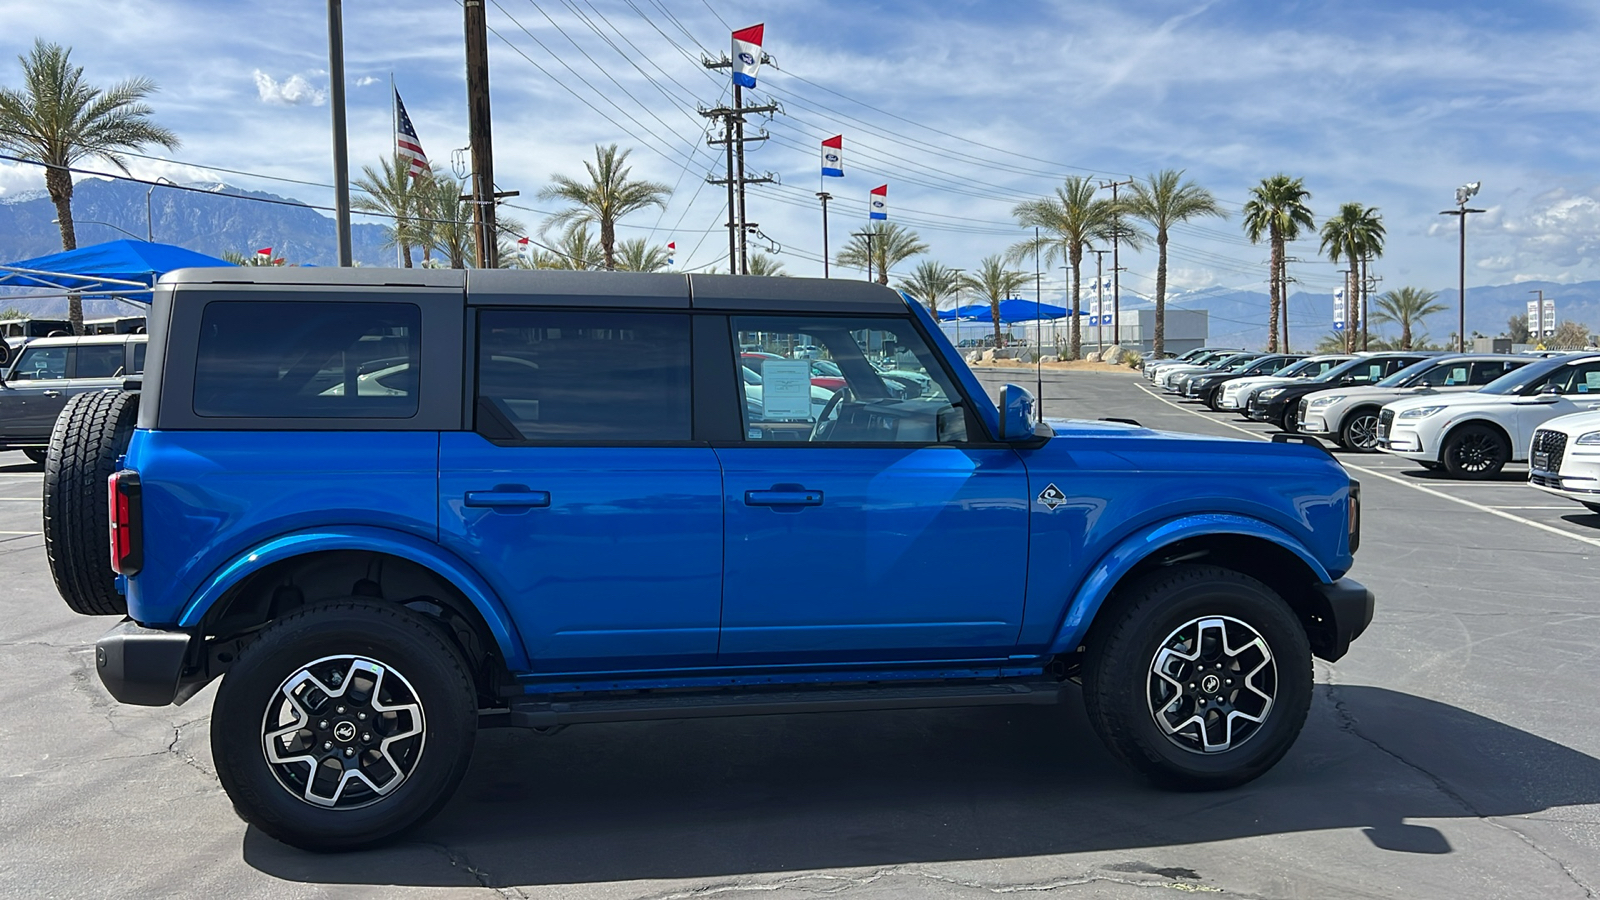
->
[1219, 354, 1353, 411]
[1298, 355, 1530, 451]
[1528, 409, 1600, 513]
[1377, 354, 1600, 478]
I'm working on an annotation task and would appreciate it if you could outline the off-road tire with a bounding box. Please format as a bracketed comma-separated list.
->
[1082, 564, 1313, 791]
[211, 600, 477, 852]
[22, 448, 46, 465]
[43, 390, 139, 616]
[1442, 423, 1509, 480]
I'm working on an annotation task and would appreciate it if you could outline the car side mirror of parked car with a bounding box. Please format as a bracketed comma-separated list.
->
[1539, 382, 1561, 395]
[999, 383, 1039, 441]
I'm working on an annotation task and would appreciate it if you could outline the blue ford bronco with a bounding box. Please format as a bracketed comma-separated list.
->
[44, 268, 1372, 851]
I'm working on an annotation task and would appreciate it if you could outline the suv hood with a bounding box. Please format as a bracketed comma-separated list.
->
[1382, 389, 1508, 414]
[1043, 417, 1345, 472]
[1304, 384, 1434, 404]
[1530, 409, 1600, 437]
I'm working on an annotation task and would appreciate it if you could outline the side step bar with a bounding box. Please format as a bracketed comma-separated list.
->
[500, 681, 1066, 729]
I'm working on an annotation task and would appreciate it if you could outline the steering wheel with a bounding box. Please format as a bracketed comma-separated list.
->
[810, 386, 853, 442]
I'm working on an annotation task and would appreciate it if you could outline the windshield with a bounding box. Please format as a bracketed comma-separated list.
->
[1478, 355, 1593, 395]
[1222, 356, 1262, 372]
[1310, 356, 1386, 384]
[1277, 356, 1332, 377]
[1377, 358, 1440, 388]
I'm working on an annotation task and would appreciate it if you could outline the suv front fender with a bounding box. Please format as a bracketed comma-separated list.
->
[1047, 513, 1335, 657]
[175, 525, 530, 670]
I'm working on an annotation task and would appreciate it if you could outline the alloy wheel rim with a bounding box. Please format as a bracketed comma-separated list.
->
[1348, 414, 1379, 450]
[1147, 615, 1276, 754]
[1453, 433, 1501, 472]
[260, 654, 427, 809]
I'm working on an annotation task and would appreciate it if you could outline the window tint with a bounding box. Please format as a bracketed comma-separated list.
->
[131, 342, 147, 375]
[1417, 363, 1467, 387]
[733, 316, 966, 444]
[193, 301, 420, 418]
[1469, 360, 1518, 385]
[74, 344, 125, 378]
[9, 346, 66, 381]
[1552, 362, 1600, 394]
[475, 309, 691, 442]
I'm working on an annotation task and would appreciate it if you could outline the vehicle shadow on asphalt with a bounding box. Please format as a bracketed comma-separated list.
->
[242, 685, 1600, 887]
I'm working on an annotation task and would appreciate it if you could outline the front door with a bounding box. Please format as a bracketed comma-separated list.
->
[716, 314, 1030, 664]
[0, 342, 70, 443]
[439, 307, 723, 674]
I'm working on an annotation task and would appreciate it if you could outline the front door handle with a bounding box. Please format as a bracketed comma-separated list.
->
[745, 488, 823, 507]
[464, 488, 551, 509]
[42, 390, 61, 398]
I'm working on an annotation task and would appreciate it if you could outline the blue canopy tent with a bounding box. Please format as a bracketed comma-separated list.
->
[0, 239, 234, 302]
[939, 298, 1071, 323]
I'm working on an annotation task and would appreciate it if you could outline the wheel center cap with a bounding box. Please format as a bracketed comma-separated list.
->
[1200, 674, 1221, 694]
[332, 721, 357, 743]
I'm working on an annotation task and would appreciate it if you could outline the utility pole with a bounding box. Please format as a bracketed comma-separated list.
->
[1362, 261, 1382, 351]
[851, 231, 876, 283]
[1092, 249, 1110, 356]
[702, 58, 777, 274]
[1282, 256, 1305, 353]
[464, 0, 499, 268]
[816, 192, 832, 278]
[327, 0, 352, 266]
[1441, 182, 1485, 352]
[1100, 178, 1134, 347]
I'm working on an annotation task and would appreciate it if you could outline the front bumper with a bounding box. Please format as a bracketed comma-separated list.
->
[1308, 577, 1376, 662]
[96, 620, 200, 706]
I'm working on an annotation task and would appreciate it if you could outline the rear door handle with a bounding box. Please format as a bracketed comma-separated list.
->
[745, 489, 823, 507]
[464, 489, 551, 509]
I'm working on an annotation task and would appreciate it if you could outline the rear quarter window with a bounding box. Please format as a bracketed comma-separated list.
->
[192, 301, 421, 418]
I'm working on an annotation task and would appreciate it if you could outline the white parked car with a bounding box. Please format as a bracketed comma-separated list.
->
[1219, 354, 1353, 411]
[1528, 409, 1600, 513]
[1144, 348, 1236, 383]
[1158, 351, 1260, 391]
[1376, 354, 1600, 478]
[1297, 355, 1531, 451]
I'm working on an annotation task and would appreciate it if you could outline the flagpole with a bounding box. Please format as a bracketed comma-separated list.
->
[391, 74, 404, 268]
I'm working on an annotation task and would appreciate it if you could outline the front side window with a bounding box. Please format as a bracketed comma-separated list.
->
[1416, 363, 1468, 388]
[1551, 362, 1600, 395]
[732, 316, 967, 444]
[1470, 360, 1521, 385]
[475, 308, 691, 442]
[193, 301, 420, 418]
[9, 346, 66, 381]
[74, 344, 125, 378]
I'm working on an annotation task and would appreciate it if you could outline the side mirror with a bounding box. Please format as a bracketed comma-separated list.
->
[999, 383, 1039, 441]
[1339, 375, 1357, 385]
[1539, 382, 1561, 396]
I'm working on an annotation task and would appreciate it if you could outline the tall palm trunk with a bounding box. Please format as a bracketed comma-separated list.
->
[45, 168, 84, 334]
[991, 297, 1003, 348]
[601, 219, 616, 270]
[1266, 227, 1282, 352]
[1153, 230, 1169, 355]
[1069, 247, 1083, 359]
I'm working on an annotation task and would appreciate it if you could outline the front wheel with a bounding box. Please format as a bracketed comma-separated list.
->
[211, 601, 478, 851]
[1442, 424, 1509, 479]
[1339, 409, 1382, 452]
[1083, 565, 1312, 790]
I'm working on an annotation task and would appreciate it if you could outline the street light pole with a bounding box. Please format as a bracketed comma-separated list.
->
[327, 0, 353, 266]
[816, 192, 832, 278]
[145, 177, 175, 242]
[54, 218, 140, 241]
[850, 230, 876, 283]
[1440, 181, 1484, 352]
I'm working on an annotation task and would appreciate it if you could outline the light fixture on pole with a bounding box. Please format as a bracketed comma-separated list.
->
[850, 230, 876, 283]
[144, 177, 176, 242]
[1439, 181, 1484, 352]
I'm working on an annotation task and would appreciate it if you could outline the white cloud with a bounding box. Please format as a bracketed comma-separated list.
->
[252, 70, 326, 106]
[354, 76, 379, 87]
[0, 162, 44, 197]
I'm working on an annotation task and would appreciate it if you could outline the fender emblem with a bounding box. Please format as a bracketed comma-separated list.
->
[1037, 483, 1067, 510]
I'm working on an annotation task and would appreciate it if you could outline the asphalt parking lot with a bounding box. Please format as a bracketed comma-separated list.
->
[4, 369, 1599, 899]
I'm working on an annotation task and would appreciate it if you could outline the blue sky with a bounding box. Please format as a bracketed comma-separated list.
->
[3, 0, 1600, 329]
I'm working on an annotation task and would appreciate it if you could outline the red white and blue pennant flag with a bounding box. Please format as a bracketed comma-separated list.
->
[731, 24, 764, 88]
[821, 135, 843, 177]
[667, 241, 676, 266]
[869, 184, 888, 220]
[394, 88, 430, 178]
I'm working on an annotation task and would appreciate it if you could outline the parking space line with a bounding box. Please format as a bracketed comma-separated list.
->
[0, 531, 40, 535]
[1134, 382, 1600, 551]
[1487, 506, 1590, 511]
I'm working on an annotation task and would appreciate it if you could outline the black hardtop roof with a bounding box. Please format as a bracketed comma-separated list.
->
[157, 267, 909, 313]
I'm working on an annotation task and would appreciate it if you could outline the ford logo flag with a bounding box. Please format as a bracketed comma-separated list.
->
[869, 184, 887, 220]
[821, 135, 843, 177]
[731, 24, 764, 88]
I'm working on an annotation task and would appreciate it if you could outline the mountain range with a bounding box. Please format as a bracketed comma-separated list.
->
[0, 177, 1594, 347]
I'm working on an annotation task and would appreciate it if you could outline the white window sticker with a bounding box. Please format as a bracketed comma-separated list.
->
[760, 359, 814, 420]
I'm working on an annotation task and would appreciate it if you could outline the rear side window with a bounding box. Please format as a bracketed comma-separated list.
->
[132, 342, 147, 375]
[193, 301, 420, 418]
[74, 344, 125, 378]
[475, 308, 691, 442]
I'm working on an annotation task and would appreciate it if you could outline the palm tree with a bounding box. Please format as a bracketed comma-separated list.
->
[1319, 202, 1385, 350]
[1242, 175, 1314, 352]
[836, 221, 929, 285]
[0, 40, 179, 333]
[538, 144, 670, 270]
[1125, 170, 1224, 356]
[221, 250, 285, 267]
[419, 175, 475, 268]
[1314, 330, 1348, 353]
[1371, 287, 1446, 350]
[894, 260, 962, 317]
[1009, 177, 1134, 359]
[528, 222, 604, 270]
[615, 237, 671, 272]
[746, 252, 787, 276]
[353, 154, 421, 267]
[957, 255, 1030, 349]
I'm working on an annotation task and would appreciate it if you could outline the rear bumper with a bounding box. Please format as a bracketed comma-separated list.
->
[1308, 577, 1376, 662]
[95, 620, 196, 706]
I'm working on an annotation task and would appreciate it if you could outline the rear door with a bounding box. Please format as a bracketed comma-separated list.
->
[438, 306, 725, 674]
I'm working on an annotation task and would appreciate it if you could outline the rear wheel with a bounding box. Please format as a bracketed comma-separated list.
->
[1083, 564, 1312, 790]
[1339, 408, 1382, 452]
[211, 600, 478, 851]
[1442, 424, 1509, 480]
[44, 390, 139, 616]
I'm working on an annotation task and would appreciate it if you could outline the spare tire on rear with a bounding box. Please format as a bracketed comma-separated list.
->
[44, 390, 139, 616]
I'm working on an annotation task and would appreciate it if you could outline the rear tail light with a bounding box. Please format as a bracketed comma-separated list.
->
[1347, 479, 1362, 555]
[108, 470, 143, 576]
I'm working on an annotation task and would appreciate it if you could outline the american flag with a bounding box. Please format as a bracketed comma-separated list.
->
[394, 88, 430, 178]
